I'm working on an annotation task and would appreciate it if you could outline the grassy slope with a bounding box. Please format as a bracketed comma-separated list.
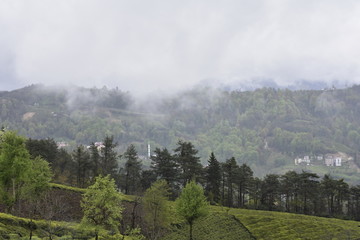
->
[162, 211, 255, 240]
[0, 183, 133, 240]
[0, 212, 85, 239]
[3, 183, 360, 239]
[162, 204, 360, 240]
[230, 208, 360, 240]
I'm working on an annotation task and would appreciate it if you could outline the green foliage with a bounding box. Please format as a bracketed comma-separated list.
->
[174, 141, 203, 186]
[5, 84, 360, 185]
[121, 144, 142, 195]
[151, 148, 179, 195]
[162, 212, 255, 240]
[0, 212, 94, 239]
[229, 208, 360, 240]
[175, 180, 209, 240]
[205, 152, 221, 204]
[72, 145, 91, 188]
[142, 180, 171, 240]
[125, 227, 146, 240]
[99, 135, 119, 178]
[81, 175, 123, 237]
[0, 131, 33, 210]
[49, 183, 86, 193]
[22, 156, 52, 201]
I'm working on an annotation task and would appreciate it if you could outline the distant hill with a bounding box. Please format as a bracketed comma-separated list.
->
[1, 84, 360, 183]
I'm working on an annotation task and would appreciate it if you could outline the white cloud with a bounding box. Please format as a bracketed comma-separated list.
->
[1, 0, 360, 93]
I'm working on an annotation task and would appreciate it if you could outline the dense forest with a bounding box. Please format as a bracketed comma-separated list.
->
[20, 135, 360, 220]
[1, 84, 360, 184]
[2, 130, 360, 239]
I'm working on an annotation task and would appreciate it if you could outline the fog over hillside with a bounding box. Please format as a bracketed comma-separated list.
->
[1, 1, 360, 94]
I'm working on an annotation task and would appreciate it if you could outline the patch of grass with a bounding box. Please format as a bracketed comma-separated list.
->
[50, 183, 135, 202]
[230, 208, 360, 240]
[50, 183, 86, 193]
[0, 212, 99, 239]
[161, 211, 255, 240]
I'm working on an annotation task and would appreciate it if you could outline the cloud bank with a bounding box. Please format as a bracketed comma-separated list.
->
[1, 0, 360, 93]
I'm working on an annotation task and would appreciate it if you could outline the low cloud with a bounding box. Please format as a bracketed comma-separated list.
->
[1, 1, 360, 93]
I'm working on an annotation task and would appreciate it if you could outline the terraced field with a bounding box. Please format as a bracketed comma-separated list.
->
[229, 208, 360, 240]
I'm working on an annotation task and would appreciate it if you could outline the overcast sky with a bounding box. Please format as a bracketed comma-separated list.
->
[1, 0, 360, 93]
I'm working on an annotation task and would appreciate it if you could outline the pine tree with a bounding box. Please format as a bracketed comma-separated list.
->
[261, 174, 280, 211]
[151, 147, 179, 194]
[173, 140, 203, 186]
[99, 136, 118, 178]
[72, 145, 91, 188]
[89, 142, 100, 179]
[205, 152, 221, 204]
[236, 163, 253, 207]
[223, 157, 238, 207]
[123, 144, 142, 194]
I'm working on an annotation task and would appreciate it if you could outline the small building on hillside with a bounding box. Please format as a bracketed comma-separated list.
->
[325, 154, 342, 167]
[57, 141, 68, 149]
[295, 156, 311, 165]
[86, 142, 105, 150]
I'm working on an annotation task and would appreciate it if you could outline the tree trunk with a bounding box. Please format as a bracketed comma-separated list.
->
[95, 228, 99, 240]
[189, 222, 193, 240]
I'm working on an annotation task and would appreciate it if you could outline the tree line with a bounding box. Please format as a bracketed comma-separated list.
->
[21, 134, 360, 222]
[0, 130, 208, 239]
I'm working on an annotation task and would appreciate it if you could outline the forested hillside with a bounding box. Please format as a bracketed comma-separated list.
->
[1, 84, 360, 182]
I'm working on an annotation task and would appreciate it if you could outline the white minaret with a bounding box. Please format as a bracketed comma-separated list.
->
[148, 143, 151, 158]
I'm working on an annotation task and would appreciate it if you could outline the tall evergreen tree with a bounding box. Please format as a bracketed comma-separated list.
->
[99, 136, 118, 178]
[122, 144, 142, 194]
[72, 145, 91, 188]
[151, 147, 179, 191]
[173, 140, 203, 186]
[89, 142, 100, 179]
[349, 185, 360, 220]
[280, 171, 299, 213]
[298, 171, 319, 214]
[223, 157, 238, 207]
[334, 179, 349, 216]
[236, 163, 253, 207]
[321, 174, 337, 216]
[26, 138, 58, 165]
[205, 152, 221, 204]
[261, 174, 280, 211]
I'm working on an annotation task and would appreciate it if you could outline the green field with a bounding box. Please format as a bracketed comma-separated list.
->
[2, 188, 360, 240]
[229, 208, 360, 240]
[161, 205, 360, 240]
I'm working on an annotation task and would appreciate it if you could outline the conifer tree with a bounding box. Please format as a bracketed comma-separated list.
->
[223, 157, 238, 207]
[73, 145, 91, 188]
[205, 152, 221, 203]
[173, 140, 202, 186]
[151, 147, 179, 195]
[122, 144, 142, 194]
[236, 163, 253, 207]
[99, 136, 118, 178]
[89, 142, 100, 178]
